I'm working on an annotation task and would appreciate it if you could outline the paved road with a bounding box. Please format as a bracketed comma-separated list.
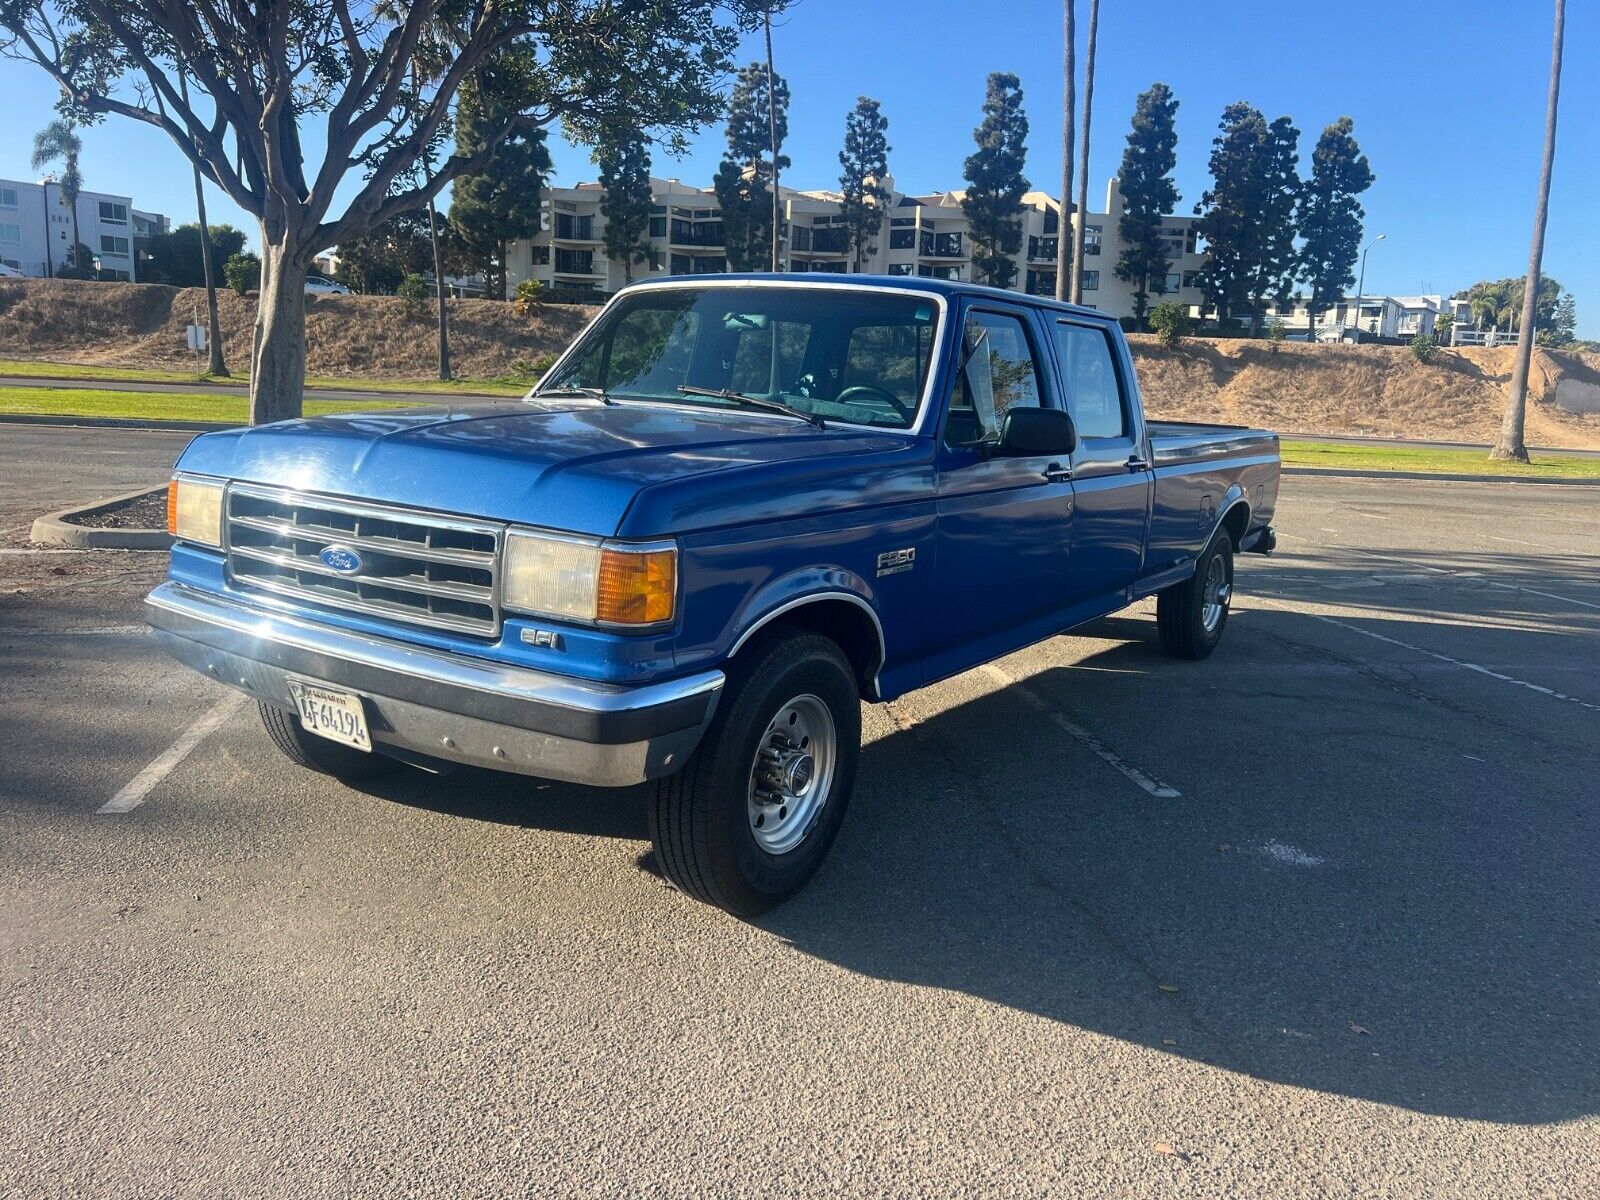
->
[2, 425, 1597, 1197]
[0, 374, 511, 404]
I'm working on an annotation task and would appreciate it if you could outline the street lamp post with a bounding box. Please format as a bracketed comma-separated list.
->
[1350, 233, 1386, 344]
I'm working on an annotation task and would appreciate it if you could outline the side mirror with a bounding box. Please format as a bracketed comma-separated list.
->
[999, 407, 1077, 456]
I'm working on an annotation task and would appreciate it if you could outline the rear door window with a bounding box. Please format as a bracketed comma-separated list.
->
[1052, 321, 1128, 440]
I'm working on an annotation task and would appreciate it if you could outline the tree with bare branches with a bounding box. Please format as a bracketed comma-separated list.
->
[1, 1, 752, 422]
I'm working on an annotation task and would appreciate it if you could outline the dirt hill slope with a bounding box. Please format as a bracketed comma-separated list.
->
[0, 278, 591, 380]
[3, 279, 1598, 447]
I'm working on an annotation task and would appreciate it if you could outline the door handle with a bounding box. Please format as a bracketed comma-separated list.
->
[1043, 463, 1072, 484]
[1126, 454, 1151, 472]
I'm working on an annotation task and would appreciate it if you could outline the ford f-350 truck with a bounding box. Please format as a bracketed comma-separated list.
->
[148, 276, 1279, 915]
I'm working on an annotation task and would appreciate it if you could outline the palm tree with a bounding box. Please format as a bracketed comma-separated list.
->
[1492, 0, 1564, 464]
[32, 120, 84, 278]
[1054, 0, 1076, 302]
[1069, 0, 1099, 304]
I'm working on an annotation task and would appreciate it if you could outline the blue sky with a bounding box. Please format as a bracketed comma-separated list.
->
[3, 0, 1595, 334]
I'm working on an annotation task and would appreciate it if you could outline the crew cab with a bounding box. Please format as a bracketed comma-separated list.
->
[148, 276, 1279, 915]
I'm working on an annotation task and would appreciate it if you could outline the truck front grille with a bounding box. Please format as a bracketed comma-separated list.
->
[224, 483, 503, 638]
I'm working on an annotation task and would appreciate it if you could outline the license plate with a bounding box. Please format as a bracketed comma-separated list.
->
[286, 680, 371, 752]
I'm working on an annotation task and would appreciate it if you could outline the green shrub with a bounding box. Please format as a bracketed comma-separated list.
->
[223, 251, 260, 295]
[396, 272, 427, 320]
[1147, 301, 1189, 347]
[512, 279, 547, 316]
[1409, 332, 1436, 364]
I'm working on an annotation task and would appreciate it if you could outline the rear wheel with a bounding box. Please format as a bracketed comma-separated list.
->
[650, 631, 860, 916]
[258, 701, 402, 783]
[1157, 533, 1234, 660]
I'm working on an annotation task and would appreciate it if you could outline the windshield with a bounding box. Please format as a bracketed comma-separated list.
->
[539, 286, 941, 429]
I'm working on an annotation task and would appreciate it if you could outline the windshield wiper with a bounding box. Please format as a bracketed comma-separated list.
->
[535, 385, 612, 404]
[676, 385, 825, 429]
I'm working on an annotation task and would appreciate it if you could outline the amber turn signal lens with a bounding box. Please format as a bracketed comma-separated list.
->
[595, 547, 677, 625]
[167, 479, 180, 535]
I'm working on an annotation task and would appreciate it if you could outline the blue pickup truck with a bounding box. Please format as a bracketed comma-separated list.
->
[148, 276, 1279, 915]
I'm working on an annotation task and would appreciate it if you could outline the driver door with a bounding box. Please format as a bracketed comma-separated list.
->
[925, 304, 1077, 685]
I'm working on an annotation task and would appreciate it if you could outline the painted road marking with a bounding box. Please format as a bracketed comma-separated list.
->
[98, 693, 246, 814]
[980, 663, 1182, 798]
[1263, 606, 1600, 715]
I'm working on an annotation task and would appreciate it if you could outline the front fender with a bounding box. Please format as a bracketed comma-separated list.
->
[726, 567, 883, 658]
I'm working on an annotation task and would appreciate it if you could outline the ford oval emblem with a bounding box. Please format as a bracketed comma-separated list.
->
[319, 544, 364, 574]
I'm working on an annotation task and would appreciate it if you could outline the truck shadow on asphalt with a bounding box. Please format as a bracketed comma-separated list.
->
[358, 594, 1597, 1127]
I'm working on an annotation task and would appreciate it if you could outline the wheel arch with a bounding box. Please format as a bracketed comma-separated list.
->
[729, 591, 886, 701]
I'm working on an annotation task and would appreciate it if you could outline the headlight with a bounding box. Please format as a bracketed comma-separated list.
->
[503, 530, 677, 628]
[167, 475, 225, 547]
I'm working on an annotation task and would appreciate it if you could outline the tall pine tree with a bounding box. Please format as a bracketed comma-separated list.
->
[1296, 117, 1373, 344]
[596, 124, 654, 285]
[962, 72, 1030, 290]
[713, 62, 791, 272]
[450, 77, 549, 301]
[1193, 102, 1284, 328]
[1246, 116, 1301, 335]
[838, 97, 891, 272]
[1113, 83, 1180, 329]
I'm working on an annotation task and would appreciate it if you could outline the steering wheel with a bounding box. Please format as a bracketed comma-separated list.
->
[833, 384, 913, 421]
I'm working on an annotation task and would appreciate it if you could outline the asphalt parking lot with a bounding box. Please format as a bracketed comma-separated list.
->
[1, 423, 1596, 1198]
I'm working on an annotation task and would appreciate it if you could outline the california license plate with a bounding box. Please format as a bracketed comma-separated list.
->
[287, 680, 371, 752]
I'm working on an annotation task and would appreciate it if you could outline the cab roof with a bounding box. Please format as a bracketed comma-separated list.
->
[622, 272, 1111, 323]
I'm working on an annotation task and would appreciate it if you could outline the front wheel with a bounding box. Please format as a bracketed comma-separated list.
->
[1157, 533, 1234, 660]
[650, 631, 861, 916]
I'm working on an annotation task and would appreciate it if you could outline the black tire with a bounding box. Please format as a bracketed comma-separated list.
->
[650, 630, 861, 917]
[257, 701, 402, 783]
[1157, 533, 1235, 660]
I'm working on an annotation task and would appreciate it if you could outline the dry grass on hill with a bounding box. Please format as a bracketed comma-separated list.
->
[3, 278, 1599, 447]
[0, 278, 592, 380]
[1128, 335, 1600, 449]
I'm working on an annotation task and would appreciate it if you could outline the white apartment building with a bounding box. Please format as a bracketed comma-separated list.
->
[0, 177, 163, 281]
[505, 176, 1207, 320]
[1257, 293, 1447, 342]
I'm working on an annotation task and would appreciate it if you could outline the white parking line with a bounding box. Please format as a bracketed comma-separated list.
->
[1279, 609, 1600, 715]
[980, 663, 1182, 798]
[98, 693, 246, 814]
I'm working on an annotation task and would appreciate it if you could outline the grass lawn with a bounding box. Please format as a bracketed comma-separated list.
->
[0, 358, 531, 397]
[0, 385, 426, 424]
[1282, 439, 1600, 480]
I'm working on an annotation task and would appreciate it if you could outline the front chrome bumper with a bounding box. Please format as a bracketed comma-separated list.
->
[144, 583, 723, 787]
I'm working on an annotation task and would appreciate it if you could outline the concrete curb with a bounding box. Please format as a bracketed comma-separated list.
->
[0, 412, 227, 432]
[1283, 466, 1600, 487]
[30, 485, 173, 550]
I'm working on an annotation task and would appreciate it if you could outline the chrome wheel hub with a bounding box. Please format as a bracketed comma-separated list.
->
[747, 693, 836, 855]
[1202, 555, 1232, 634]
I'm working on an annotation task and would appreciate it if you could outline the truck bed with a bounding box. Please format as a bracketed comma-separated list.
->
[1147, 419, 1279, 469]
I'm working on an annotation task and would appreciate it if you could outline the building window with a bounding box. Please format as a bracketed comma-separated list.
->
[554, 248, 595, 274]
[920, 231, 962, 258]
[670, 254, 692, 274]
[1, 257, 20, 270]
[531, 245, 550, 265]
[555, 213, 594, 240]
[691, 256, 726, 274]
[1186, 228, 1200, 254]
[790, 225, 812, 251]
[1043, 210, 1059, 235]
[1082, 269, 1099, 291]
[1025, 269, 1055, 296]
[889, 228, 915, 250]
[890, 217, 916, 227]
[1182, 271, 1202, 288]
[1084, 224, 1101, 256]
[1027, 236, 1057, 262]
[0, 187, 17, 210]
[887, 262, 914, 276]
[648, 216, 666, 239]
[98, 201, 128, 223]
[1161, 272, 1181, 293]
[0, 223, 21, 243]
[812, 227, 847, 254]
[812, 260, 846, 274]
[99, 234, 130, 257]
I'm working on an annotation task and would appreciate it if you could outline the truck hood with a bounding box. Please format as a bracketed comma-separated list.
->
[175, 399, 905, 536]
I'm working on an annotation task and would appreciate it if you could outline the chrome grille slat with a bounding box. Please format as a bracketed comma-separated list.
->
[224, 484, 503, 638]
[228, 513, 496, 569]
